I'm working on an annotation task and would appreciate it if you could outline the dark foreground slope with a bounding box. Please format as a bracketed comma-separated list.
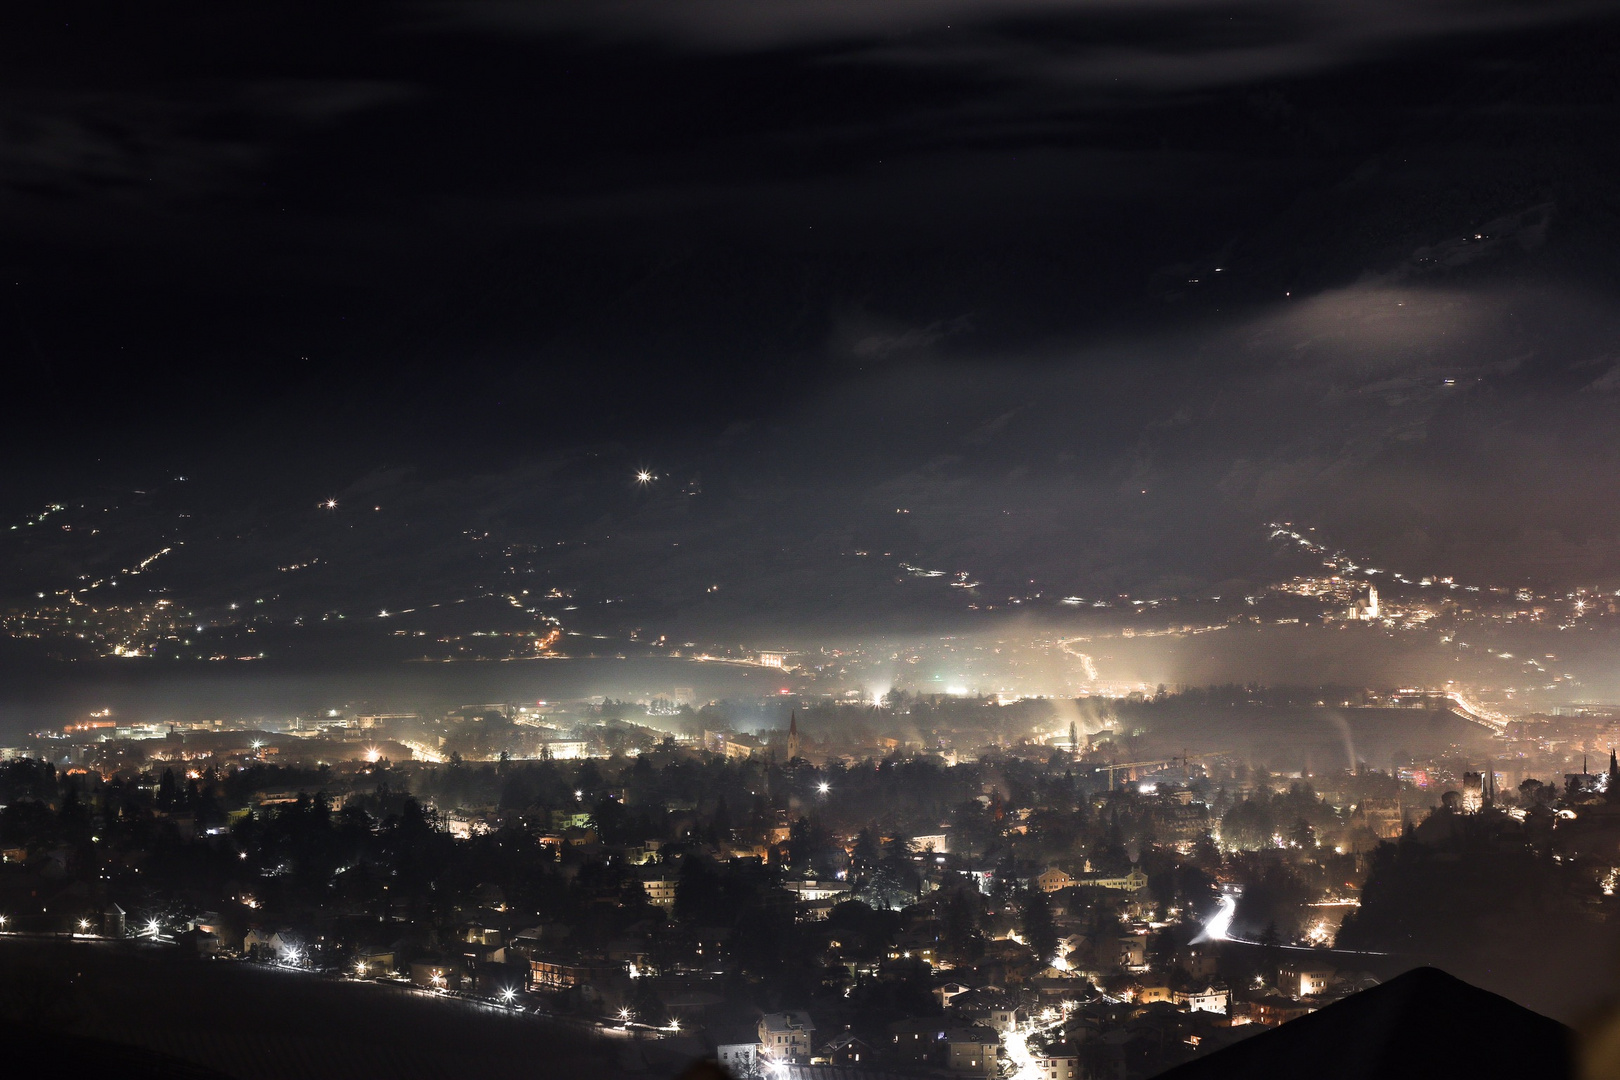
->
[0, 1024, 242, 1080]
[1155, 967, 1572, 1080]
[0, 939, 649, 1080]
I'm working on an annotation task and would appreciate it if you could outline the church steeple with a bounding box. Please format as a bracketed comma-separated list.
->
[787, 711, 801, 762]
[1607, 749, 1620, 803]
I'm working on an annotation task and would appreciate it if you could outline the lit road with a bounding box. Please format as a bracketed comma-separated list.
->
[1003, 1015, 1068, 1080]
[1193, 893, 1236, 943]
[1193, 890, 1388, 956]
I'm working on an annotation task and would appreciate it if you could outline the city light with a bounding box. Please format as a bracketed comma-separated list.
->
[635, 470, 654, 486]
[817, 781, 831, 794]
[500, 987, 517, 1004]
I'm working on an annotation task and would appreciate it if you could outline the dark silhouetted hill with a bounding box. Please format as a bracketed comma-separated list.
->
[1155, 967, 1572, 1080]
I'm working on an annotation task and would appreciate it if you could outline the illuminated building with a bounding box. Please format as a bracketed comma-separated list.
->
[787, 711, 801, 761]
[1346, 585, 1380, 621]
[1176, 986, 1231, 1013]
[760, 1011, 815, 1064]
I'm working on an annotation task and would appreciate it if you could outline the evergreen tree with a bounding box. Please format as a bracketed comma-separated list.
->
[1021, 887, 1058, 963]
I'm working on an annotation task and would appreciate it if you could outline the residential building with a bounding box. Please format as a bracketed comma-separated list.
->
[760, 1010, 815, 1064]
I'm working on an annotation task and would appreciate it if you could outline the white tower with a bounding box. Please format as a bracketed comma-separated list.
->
[1365, 585, 1379, 619]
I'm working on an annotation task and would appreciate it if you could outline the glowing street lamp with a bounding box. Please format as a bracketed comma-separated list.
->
[816, 781, 831, 795]
[635, 470, 655, 487]
[500, 987, 517, 1005]
[145, 918, 161, 938]
[618, 1007, 633, 1024]
[78, 919, 92, 932]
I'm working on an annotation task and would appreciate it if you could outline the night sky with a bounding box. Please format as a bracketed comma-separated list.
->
[6, 0, 1620, 640]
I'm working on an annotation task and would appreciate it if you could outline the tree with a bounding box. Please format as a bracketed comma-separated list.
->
[941, 888, 985, 964]
[1021, 888, 1058, 963]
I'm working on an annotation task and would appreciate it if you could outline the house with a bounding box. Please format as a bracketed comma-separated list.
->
[1036, 867, 1076, 893]
[244, 928, 300, 962]
[782, 879, 852, 903]
[888, 1019, 1000, 1075]
[934, 982, 972, 1008]
[1031, 1051, 1081, 1080]
[946, 1026, 1001, 1076]
[528, 956, 621, 991]
[1246, 996, 1316, 1026]
[1279, 962, 1336, 999]
[818, 1030, 880, 1067]
[177, 927, 220, 957]
[354, 947, 396, 976]
[409, 958, 464, 991]
[888, 1018, 950, 1065]
[640, 870, 680, 910]
[470, 959, 528, 998]
[1076, 867, 1150, 893]
[759, 1010, 814, 1064]
[1176, 986, 1230, 1014]
[712, 1026, 761, 1077]
[948, 988, 1019, 1033]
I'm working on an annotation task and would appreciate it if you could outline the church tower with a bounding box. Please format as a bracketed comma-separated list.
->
[787, 712, 801, 761]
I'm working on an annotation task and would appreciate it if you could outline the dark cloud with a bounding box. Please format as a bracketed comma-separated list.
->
[440, 0, 1608, 92]
[1, 0, 1618, 628]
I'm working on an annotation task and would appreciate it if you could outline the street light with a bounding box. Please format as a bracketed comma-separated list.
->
[146, 918, 161, 938]
[500, 987, 517, 1005]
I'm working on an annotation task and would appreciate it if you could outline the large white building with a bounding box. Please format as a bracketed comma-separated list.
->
[759, 1011, 815, 1064]
[1346, 585, 1379, 621]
